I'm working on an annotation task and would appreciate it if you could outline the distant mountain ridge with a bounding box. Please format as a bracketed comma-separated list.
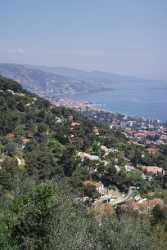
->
[0, 63, 165, 100]
[0, 63, 114, 98]
[27, 64, 161, 83]
[27, 65, 144, 82]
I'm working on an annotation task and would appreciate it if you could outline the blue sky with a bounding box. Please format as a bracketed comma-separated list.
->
[0, 0, 167, 79]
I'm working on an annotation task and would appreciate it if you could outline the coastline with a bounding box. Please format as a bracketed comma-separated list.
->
[51, 97, 166, 125]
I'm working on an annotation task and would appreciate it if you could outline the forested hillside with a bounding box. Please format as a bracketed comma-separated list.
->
[0, 76, 167, 250]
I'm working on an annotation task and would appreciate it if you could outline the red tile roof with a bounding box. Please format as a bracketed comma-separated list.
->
[142, 166, 164, 175]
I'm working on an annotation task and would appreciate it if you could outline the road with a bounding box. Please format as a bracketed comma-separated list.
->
[93, 186, 136, 207]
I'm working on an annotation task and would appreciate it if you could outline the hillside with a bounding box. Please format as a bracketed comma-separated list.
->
[0, 76, 167, 250]
[0, 75, 128, 191]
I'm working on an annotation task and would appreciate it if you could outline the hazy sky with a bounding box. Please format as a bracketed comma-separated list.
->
[0, 0, 167, 79]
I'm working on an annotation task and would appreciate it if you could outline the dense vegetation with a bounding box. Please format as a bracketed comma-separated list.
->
[0, 75, 167, 250]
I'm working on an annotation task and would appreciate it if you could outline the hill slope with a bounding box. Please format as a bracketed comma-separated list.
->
[0, 76, 167, 250]
[0, 75, 127, 189]
[0, 74, 167, 195]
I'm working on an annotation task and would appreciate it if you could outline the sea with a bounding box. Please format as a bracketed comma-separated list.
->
[71, 81, 167, 122]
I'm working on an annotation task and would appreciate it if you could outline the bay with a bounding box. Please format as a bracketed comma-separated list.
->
[71, 81, 167, 122]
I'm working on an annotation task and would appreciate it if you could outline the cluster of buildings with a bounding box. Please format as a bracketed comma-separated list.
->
[141, 166, 165, 181]
[48, 97, 167, 147]
[79, 108, 167, 146]
[121, 198, 164, 215]
[52, 98, 92, 111]
[125, 127, 167, 145]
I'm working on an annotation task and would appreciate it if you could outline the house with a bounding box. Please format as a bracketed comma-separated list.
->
[68, 115, 74, 122]
[93, 127, 100, 135]
[7, 89, 15, 95]
[95, 182, 106, 195]
[100, 160, 108, 167]
[82, 181, 106, 195]
[6, 133, 16, 140]
[115, 165, 121, 173]
[15, 156, 25, 168]
[0, 156, 5, 169]
[145, 147, 159, 154]
[82, 180, 95, 189]
[21, 138, 31, 145]
[142, 166, 165, 176]
[160, 135, 167, 142]
[122, 198, 163, 214]
[71, 122, 80, 127]
[77, 152, 100, 161]
[141, 173, 153, 182]
[16, 92, 25, 97]
[135, 199, 163, 213]
[26, 103, 31, 107]
[125, 164, 135, 172]
[101, 145, 118, 157]
[101, 145, 109, 156]
[21, 138, 31, 148]
[128, 140, 139, 145]
[55, 117, 63, 124]
[70, 122, 81, 130]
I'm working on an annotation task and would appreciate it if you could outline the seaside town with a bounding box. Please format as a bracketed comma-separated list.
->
[51, 99, 167, 213]
[51, 98, 167, 147]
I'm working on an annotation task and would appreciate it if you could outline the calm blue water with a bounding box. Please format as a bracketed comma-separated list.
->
[72, 81, 167, 122]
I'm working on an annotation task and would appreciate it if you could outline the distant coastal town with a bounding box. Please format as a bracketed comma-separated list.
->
[51, 98, 167, 147]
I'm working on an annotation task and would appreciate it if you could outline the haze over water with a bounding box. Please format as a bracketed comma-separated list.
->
[72, 81, 167, 122]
